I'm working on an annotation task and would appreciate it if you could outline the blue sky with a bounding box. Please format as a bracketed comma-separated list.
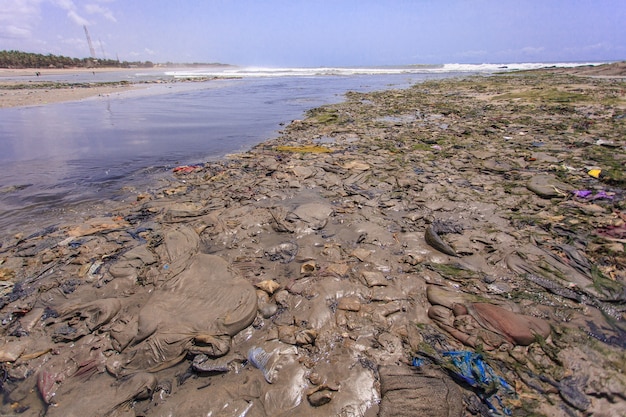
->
[1, 0, 624, 66]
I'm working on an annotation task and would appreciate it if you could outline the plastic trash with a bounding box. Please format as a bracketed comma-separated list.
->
[414, 350, 515, 416]
[572, 190, 614, 200]
[442, 351, 512, 391]
[588, 169, 602, 178]
[247, 347, 273, 383]
[172, 165, 201, 174]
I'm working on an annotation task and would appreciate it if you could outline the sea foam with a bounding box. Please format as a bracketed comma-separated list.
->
[165, 62, 607, 79]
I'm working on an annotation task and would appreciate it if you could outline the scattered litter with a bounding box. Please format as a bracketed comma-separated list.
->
[572, 190, 614, 200]
[248, 347, 273, 383]
[588, 169, 602, 178]
[415, 350, 515, 416]
[173, 165, 202, 174]
[595, 139, 619, 148]
[87, 260, 103, 277]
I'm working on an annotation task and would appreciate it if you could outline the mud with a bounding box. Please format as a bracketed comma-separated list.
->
[1, 67, 625, 416]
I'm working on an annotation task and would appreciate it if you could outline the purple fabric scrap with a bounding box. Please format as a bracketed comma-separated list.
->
[572, 190, 614, 200]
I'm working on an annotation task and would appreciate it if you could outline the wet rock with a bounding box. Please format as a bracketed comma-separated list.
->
[526, 174, 573, 198]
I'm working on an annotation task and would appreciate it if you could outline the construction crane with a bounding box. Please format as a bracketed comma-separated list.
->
[99, 38, 106, 60]
[83, 25, 96, 58]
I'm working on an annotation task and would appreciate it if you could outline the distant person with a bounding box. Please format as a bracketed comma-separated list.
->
[36, 71, 40, 76]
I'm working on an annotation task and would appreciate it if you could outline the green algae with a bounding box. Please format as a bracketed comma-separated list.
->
[427, 262, 477, 280]
[275, 145, 332, 154]
[494, 88, 588, 104]
[305, 107, 343, 125]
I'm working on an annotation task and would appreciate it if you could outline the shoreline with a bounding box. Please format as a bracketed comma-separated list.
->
[2, 62, 624, 109]
[0, 68, 147, 108]
[0, 67, 219, 108]
[0, 65, 625, 416]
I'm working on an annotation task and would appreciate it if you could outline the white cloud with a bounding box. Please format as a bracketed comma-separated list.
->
[1, 25, 32, 39]
[67, 9, 90, 26]
[457, 49, 488, 58]
[85, 3, 117, 22]
[521, 46, 545, 55]
[0, 0, 42, 39]
[52, 0, 90, 26]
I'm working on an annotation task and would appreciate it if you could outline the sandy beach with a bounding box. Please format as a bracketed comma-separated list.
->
[0, 64, 625, 416]
[0, 68, 146, 108]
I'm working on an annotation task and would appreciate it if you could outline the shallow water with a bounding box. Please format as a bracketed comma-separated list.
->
[0, 72, 459, 236]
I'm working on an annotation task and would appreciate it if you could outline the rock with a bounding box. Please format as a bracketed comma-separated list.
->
[526, 174, 573, 198]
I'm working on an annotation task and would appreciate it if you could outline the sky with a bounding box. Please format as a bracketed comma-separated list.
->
[0, 0, 624, 67]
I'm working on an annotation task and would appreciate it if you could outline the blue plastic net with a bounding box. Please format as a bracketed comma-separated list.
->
[414, 350, 515, 416]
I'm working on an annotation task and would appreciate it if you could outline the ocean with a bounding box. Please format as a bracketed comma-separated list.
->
[0, 63, 602, 236]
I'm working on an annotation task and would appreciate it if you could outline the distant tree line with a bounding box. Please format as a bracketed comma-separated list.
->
[0, 50, 154, 69]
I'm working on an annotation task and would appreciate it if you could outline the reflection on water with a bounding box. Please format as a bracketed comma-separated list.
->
[0, 72, 455, 236]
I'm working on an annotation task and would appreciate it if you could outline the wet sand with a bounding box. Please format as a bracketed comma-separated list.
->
[0, 64, 625, 416]
[0, 67, 217, 108]
[0, 68, 147, 108]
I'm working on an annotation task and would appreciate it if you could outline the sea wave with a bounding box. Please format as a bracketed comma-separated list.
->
[165, 62, 607, 79]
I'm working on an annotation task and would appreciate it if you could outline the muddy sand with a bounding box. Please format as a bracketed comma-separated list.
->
[0, 66, 625, 416]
